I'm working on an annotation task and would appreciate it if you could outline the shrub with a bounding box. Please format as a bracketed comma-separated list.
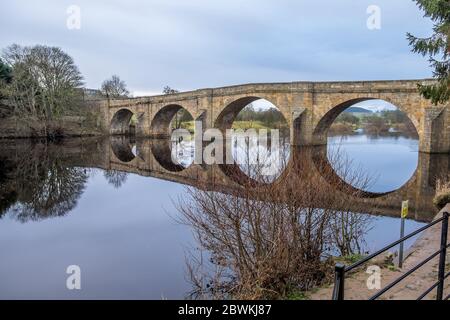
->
[434, 176, 450, 210]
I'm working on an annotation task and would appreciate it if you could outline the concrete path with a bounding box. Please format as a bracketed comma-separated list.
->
[310, 204, 450, 300]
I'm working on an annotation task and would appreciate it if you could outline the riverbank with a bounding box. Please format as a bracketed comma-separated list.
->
[174, 120, 290, 133]
[0, 116, 106, 139]
[307, 204, 450, 300]
[329, 122, 418, 137]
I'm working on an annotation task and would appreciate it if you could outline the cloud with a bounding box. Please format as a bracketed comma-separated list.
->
[353, 100, 398, 112]
[0, 0, 435, 94]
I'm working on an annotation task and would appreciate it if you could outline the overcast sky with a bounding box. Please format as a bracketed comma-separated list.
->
[0, 0, 434, 97]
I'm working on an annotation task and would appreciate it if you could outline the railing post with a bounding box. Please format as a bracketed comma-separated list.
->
[436, 211, 449, 300]
[332, 263, 346, 300]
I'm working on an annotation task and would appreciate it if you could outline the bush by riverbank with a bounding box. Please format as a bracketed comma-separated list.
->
[434, 176, 450, 210]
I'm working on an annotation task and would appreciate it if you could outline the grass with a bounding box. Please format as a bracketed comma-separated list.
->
[387, 264, 398, 272]
[335, 253, 366, 265]
[285, 289, 310, 300]
[232, 121, 274, 130]
[172, 120, 288, 133]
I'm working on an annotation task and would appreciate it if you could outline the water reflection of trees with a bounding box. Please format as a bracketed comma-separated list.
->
[0, 157, 17, 218]
[329, 130, 419, 140]
[177, 150, 375, 300]
[0, 142, 88, 222]
[104, 170, 128, 189]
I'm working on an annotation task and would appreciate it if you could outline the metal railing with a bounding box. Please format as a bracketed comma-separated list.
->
[332, 211, 449, 300]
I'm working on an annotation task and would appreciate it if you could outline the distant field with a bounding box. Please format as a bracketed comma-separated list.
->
[232, 121, 274, 130]
[173, 120, 287, 132]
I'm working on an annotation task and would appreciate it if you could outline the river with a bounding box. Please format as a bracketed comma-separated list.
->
[0, 132, 447, 299]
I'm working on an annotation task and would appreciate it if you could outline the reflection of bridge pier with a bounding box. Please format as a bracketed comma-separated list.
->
[413, 152, 449, 215]
[105, 137, 446, 222]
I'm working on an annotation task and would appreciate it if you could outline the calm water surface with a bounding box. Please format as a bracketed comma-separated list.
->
[0, 133, 443, 299]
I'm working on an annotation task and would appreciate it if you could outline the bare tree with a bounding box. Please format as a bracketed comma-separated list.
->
[176, 147, 375, 299]
[2, 44, 84, 119]
[163, 86, 179, 95]
[101, 75, 130, 98]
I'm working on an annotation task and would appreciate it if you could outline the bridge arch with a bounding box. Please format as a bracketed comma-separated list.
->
[215, 97, 260, 131]
[312, 97, 420, 145]
[110, 108, 136, 136]
[214, 96, 290, 131]
[151, 104, 194, 138]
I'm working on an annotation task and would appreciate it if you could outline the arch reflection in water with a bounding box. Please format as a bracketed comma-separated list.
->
[0, 137, 445, 223]
[311, 145, 392, 198]
[111, 133, 195, 172]
[217, 98, 291, 185]
[151, 139, 190, 172]
[0, 143, 89, 222]
[321, 99, 420, 194]
[223, 131, 291, 184]
[325, 134, 419, 194]
[328, 134, 419, 193]
[110, 136, 139, 163]
[170, 132, 195, 169]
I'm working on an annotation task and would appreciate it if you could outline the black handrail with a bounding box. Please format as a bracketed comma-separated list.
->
[345, 217, 445, 272]
[332, 211, 449, 300]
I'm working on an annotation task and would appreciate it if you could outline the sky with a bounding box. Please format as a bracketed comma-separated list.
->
[252, 98, 396, 112]
[0, 0, 435, 99]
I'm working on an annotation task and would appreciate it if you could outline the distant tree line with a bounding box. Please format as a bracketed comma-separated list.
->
[335, 110, 410, 126]
[235, 104, 287, 129]
[333, 110, 417, 136]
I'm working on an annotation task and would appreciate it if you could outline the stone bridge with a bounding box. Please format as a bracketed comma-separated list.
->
[100, 79, 450, 153]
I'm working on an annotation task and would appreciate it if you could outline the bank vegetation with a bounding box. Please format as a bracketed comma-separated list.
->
[0, 44, 113, 139]
[434, 175, 450, 210]
[176, 149, 376, 300]
[329, 110, 418, 137]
